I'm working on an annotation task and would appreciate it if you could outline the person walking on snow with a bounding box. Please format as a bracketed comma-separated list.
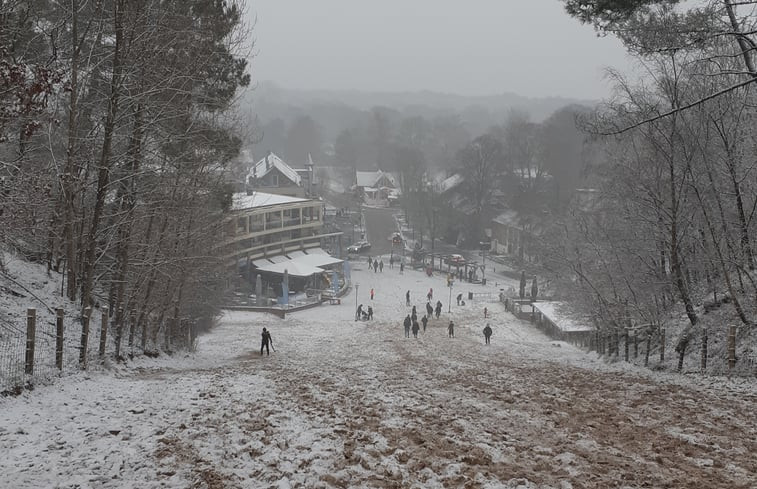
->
[448, 321, 455, 338]
[367, 306, 373, 320]
[368, 256, 373, 268]
[456, 293, 463, 306]
[426, 302, 433, 318]
[390, 256, 394, 269]
[421, 314, 428, 332]
[374, 261, 378, 273]
[260, 327, 273, 355]
[406, 290, 411, 306]
[427, 288, 433, 301]
[370, 288, 374, 300]
[484, 307, 488, 318]
[400, 262, 404, 274]
[356, 304, 363, 321]
[435, 301, 442, 319]
[379, 260, 384, 272]
[412, 320, 420, 338]
[483, 324, 492, 344]
[403, 315, 411, 338]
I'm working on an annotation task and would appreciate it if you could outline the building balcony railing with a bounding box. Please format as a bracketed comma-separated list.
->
[219, 220, 322, 246]
[223, 231, 343, 265]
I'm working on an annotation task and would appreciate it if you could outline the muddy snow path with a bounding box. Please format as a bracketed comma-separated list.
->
[181, 312, 755, 489]
[2, 265, 756, 488]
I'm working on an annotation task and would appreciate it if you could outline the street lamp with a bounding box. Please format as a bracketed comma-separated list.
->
[354, 283, 360, 321]
[447, 275, 453, 313]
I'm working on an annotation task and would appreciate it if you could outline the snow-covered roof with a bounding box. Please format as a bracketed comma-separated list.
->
[252, 248, 342, 277]
[533, 302, 593, 332]
[356, 170, 398, 189]
[439, 173, 464, 193]
[493, 210, 520, 227]
[231, 191, 308, 211]
[248, 153, 302, 186]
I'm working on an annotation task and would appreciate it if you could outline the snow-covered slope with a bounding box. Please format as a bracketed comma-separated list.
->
[1, 259, 755, 488]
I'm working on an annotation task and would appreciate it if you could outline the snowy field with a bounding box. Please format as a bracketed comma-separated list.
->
[1, 261, 756, 488]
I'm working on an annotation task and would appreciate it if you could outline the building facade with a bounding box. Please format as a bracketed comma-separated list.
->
[219, 192, 340, 270]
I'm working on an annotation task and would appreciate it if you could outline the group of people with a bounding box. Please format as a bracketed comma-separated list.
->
[355, 303, 374, 321]
[400, 291, 450, 339]
[367, 257, 384, 273]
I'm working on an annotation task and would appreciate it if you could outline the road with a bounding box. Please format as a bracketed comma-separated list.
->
[362, 206, 398, 257]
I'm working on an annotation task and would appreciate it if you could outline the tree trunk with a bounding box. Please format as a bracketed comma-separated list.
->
[80, 0, 126, 311]
[62, 0, 81, 301]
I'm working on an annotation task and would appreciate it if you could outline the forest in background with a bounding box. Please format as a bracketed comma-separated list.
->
[0, 0, 250, 353]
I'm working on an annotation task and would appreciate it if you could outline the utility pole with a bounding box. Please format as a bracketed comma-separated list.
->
[354, 283, 360, 321]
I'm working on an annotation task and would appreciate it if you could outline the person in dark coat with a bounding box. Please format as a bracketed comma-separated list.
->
[421, 314, 428, 332]
[390, 256, 394, 269]
[412, 320, 420, 338]
[356, 304, 363, 321]
[448, 321, 455, 338]
[261, 327, 273, 355]
[403, 315, 411, 338]
[400, 262, 404, 274]
[426, 302, 433, 317]
[367, 306, 373, 320]
[368, 256, 373, 268]
[435, 301, 442, 319]
[379, 260, 384, 272]
[406, 290, 411, 306]
[456, 293, 463, 306]
[483, 323, 492, 344]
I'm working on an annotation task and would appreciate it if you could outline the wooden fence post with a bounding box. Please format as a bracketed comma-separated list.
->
[128, 311, 136, 348]
[164, 319, 171, 352]
[633, 333, 638, 359]
[25, 309, 36, 375]
[141, 316, 148, 351]
[113, 307, 122, 359]
[79, 307, 91, 368]
[56, 308, 64, 370]
[728, 325, 736, 372]
[701, 325, 708, 372]
[99, 307, 109, 358]
[659, 326, 665, 363]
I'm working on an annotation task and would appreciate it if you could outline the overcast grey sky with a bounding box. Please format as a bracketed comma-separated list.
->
[244, 0, 631, 99]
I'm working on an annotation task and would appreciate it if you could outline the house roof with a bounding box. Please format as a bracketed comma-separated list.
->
[439, 173, 464, 193]
[493, 210, 520, 227]
[248, 152, 302, 186]
[231, 191, 308, 211]
[356, 170, 398, 188]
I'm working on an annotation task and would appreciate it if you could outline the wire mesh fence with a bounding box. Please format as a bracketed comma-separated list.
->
[0, 307, 190, 394]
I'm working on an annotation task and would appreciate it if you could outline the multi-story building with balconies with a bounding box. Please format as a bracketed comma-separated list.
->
[219, 191, 342, 282]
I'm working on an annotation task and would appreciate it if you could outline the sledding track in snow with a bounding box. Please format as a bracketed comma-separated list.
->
[2, 264, 756, 489]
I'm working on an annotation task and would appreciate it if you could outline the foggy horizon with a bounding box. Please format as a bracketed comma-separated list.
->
[245, 0, 631, 100]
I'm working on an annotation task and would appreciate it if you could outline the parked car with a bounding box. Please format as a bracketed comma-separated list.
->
[389, 232, 403, 245]
[445, 254, 465, 266]
[348, 241, 372, 254]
